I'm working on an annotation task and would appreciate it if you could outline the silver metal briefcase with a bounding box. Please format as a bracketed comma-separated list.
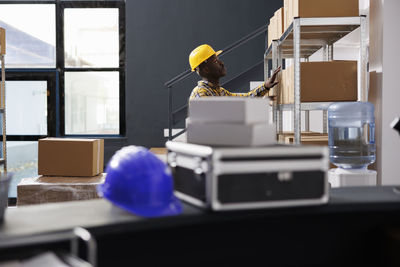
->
[166, 141, 329, 211]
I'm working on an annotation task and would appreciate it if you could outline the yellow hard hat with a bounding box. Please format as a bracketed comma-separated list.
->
[189, 44, 222, 71]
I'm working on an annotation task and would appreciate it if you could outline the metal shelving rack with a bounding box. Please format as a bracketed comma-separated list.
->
[264, 16, 368, 144]
[0, 27, 6, 172]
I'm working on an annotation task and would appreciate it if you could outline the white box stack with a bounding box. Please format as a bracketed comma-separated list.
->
[187, 97, 276, 146]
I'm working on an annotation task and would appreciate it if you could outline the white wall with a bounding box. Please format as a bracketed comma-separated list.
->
[381, 0, 400, 184]
[369, 0, 400, 185]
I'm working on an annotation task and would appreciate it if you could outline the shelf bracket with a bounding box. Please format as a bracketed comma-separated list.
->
[293, 18, 301, 145]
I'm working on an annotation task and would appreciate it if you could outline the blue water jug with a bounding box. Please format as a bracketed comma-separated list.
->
[328, 102, 376, 169]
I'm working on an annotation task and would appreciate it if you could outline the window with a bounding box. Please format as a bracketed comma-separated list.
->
[0, 4, 56, 68]
[64, 8, 119, 68]
[65, 71, 119, 134]
[0, 1, 126, 199]
[4, 71, 57, 199]
[6, 81, 48, 135]
[63, 5, 122, 134]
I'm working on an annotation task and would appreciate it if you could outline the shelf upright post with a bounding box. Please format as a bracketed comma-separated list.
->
[328, 45, 334, 61]
[1, 60, 6, 173]
[264, 50, 269, 83]
[323, 43, 333, 61]
[271, 40, 282, 132]
[323, 110, 328, 134]
[359, 16, 368, 102]
[293, 18, 301, 144]
[304, 57, 310, 132]
[0, 27, 6, 173]
[277, 40, 283, 133]
[0, 56, 3, 110]
[322, 43, 333, 134]
[271, 41, 279, 79]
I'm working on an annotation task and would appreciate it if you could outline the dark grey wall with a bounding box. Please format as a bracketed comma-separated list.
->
[105, 0, 282, 162]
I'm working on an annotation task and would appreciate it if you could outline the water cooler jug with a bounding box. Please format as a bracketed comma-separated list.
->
[327, 102, 377, 187]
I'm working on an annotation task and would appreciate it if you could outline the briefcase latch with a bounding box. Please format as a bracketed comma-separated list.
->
[168, 152, 177, 168]
[278, 171, 293, 182]
[194, 157, 204, 175]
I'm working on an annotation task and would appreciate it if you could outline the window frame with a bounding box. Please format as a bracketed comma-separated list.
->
[4, 70, 58, 140]
[0, 0, 126, 139]
[0, 0, 126, 203]
[58, 0, 126, 137]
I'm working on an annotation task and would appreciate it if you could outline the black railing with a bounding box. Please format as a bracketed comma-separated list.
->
[164, 24, 268, 140]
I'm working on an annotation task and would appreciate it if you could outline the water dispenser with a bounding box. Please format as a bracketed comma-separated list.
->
[327, 102, 377, 187]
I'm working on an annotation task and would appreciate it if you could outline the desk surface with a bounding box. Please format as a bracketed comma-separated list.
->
[2, 186, 400, 241]
[2, 186, 400, 266]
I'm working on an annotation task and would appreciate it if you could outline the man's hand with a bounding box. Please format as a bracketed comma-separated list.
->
[264, 66, 281, 89]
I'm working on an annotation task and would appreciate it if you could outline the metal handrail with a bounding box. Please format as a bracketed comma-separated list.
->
[164, 24, 268, 89]
[165, 24, 268, 140]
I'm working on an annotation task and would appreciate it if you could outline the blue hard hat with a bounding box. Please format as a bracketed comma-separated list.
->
[98, 146, 182, 218]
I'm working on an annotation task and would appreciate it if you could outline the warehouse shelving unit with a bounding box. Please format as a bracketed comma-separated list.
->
[0, 27, 6, 173]
[264, 16, 368, 144]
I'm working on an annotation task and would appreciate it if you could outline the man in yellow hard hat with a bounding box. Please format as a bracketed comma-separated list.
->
[189, 44, 280, 100]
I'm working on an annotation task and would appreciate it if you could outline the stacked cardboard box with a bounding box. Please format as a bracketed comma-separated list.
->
[269, 0, 358, 47]
[17, 138, 105, 206]
[278, 131, 328, 145]
[268, 7, 285, 48]
[38, 138, 104, 177]
[267, 1, 359, 102]
[17, 173, 105, 206]
[283, 0, 359, 32]
[150, 147, 167, 163]
[277, 61, 357, 104]
[267, 7, 284, 99]
[187, 97, 276, 146]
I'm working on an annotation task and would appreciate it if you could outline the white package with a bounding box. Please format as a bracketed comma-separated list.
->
[189, 97, 269, 124]
[187, 121, 276, 146]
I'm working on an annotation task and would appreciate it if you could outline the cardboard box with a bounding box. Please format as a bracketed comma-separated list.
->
[279, 61, 357, 104]
[268, 13, 277, 48]
[274, 68, 290, 104]
[278, 131, 327, 143]
[275, 7, 284, 37]
[38, 138, 104, 177]
[17, 173, 106, 206]
[268, 65, 283, 101]
[276, 69, 287, 103]
[0, 28, 5, 55]
[268, 20, 273, 48]
[189, 97, 269, 124]
[284, 0, 290, 32]
[150, 147, 167, 163]
[284, 0, 359, 32]
[284, 135, 328, 146]
[187, 121, 276, 146]
[293, 0, 358, 18]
